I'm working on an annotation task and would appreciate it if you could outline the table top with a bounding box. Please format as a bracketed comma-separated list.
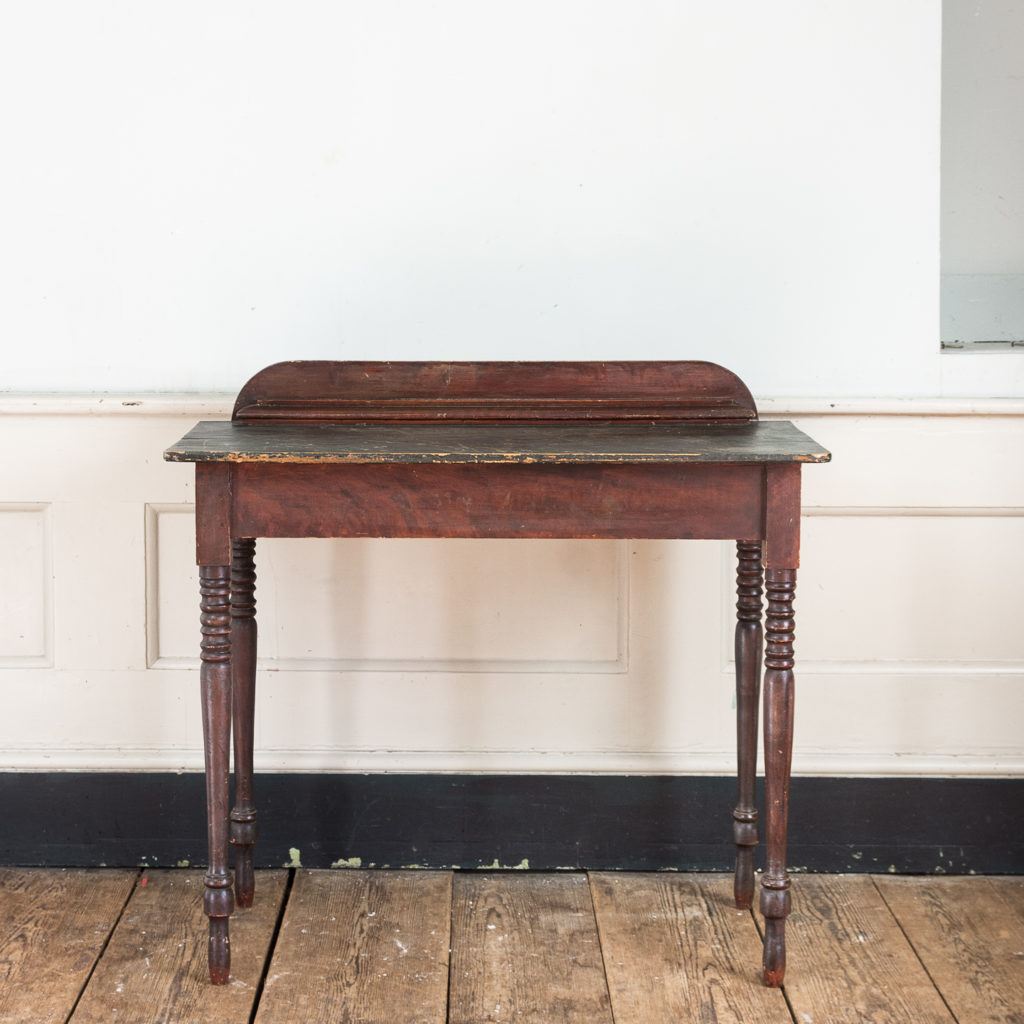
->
[165, 419, 830, 466]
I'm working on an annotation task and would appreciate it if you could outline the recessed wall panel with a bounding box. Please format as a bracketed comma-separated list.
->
[0, 505, 51, 665]
[150, 507, 625, 672]
[798, 512, 1024, 667]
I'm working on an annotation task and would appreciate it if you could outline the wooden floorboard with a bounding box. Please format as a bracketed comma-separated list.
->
[0, 867, 136, 1024]
[875, 875, 1024, 1024]
[778, 874, 958, 1024]
[253, 869, 451, 1024]
[590, 872, 791, 1023]
[449, 872, 613, 1024]
[68, 869, 287, 1024]
[3, 869, 1022, 1022]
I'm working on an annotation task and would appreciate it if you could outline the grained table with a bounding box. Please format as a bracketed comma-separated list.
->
[164, 360, 830, 986]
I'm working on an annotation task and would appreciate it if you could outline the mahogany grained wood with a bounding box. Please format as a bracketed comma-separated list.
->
[199, 565, 234, 985]
[232, 360, 759, 424]
[733, 541, 764, 910]
[764, 464, 802, 569]
[169, 360, 830, 988]
[761, 567, 797, 987]
[230, 539, 258, 909]
[195, 463, 233, 567]
[231, 462, 765, 541]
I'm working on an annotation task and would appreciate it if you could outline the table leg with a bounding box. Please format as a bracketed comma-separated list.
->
[200, 565, 234, 984]
[733, 540, 763, 909]
[761, 566, 796, 987]
[230, 538, 258, 909]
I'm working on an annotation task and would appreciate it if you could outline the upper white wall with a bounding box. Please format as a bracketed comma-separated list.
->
[3, 1, 1001, 397]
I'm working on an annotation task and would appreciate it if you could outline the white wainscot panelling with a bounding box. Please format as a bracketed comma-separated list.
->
[798, 512, 1024, 670]
[0, 504, 52, 665]
[3, 400, 1024, 775]
[786, 511, 1024, 775]
[149, 505, 627, 673]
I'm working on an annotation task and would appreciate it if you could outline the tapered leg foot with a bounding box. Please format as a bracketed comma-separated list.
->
[230, 809, 257, 908]
[762, 917, 786, 987]
[203, 865, 235, 985]
[233, 853, 255, 909]
[208, 916, 231, 985]
[734, 845, 756, 910]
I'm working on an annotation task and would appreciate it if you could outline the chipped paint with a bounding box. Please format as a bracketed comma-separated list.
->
[164, 419, 830, 465]
[284, 847, 302, 868]
[477, 858, 531, 871]
[330, 856, 363, 869]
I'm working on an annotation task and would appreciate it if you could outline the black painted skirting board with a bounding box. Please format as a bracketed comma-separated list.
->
[0, 773, 1020, 874]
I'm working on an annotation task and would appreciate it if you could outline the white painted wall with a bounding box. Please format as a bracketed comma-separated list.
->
[4, 0, 1016, 397]
[1, 3, 1022, 778]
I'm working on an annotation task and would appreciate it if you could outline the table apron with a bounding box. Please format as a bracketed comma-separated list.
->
[227, 462, 766, 541]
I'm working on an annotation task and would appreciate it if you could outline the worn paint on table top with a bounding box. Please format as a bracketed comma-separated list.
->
[165, 420, 831, 465]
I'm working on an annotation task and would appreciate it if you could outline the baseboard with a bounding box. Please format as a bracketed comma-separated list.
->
[1, 773, 1020, 874]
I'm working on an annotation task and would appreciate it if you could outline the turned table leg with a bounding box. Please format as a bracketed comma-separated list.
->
[733, 541, 763, 909]
[230, 538, 258, 908]
[761, 566, 796, 987]
[200, 565, 234, 984]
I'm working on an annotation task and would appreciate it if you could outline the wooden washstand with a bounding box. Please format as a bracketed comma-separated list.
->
[164, 360, 830, 987]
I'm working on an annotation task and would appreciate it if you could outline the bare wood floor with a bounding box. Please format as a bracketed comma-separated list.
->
[0, 869, 1021, 1024]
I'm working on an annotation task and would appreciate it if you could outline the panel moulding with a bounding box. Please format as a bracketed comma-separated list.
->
[146, 504, 629, 675]
[720, 505, 1024, 677]
[0, 503, 53, 667]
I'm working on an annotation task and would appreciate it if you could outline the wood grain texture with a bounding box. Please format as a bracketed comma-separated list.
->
[230, 360, 759, 424]
[0, 867, 135, 1024]
[733, 543, 764, 911]
[231, 462, 765, 541]
[589, 872, 790, 1024]
[448, 873, 612, 1024]
[760, 566, 797, 985]
[169, 359, 829, 986]
[165, 420, 829, 465]
[875, 876, 1024, 1024]
[69, 870, 287, 1024]
[254, 870, 451, 1024]
[779, 875, 956, 1024]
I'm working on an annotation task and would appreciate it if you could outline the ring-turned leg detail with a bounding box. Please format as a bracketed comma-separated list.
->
[761, 567, 796, 987]
[200, 565, 235, 984]
[733, 541, 764, 910]
[230, 538, 258, 909]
